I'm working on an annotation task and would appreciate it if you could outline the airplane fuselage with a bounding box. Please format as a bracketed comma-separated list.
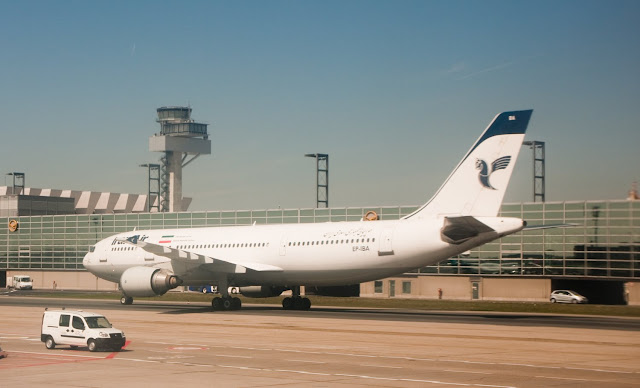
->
[84, 215, 524, 287]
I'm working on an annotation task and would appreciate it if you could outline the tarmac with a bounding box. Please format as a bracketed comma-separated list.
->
[0, 297, 639, 387]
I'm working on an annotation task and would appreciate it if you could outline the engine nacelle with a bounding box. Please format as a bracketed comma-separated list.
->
[239, 285, 286, 298]
[120, 266, 182, 297]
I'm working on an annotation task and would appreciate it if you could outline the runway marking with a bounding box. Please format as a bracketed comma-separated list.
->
[140, 342, 640, 376]
[168, 346, 208, 351]
[563, 366, 634, 374]
[361, 364, 403, 369]
[334, 373, 515, 387]
[444, 369, 492, 375]
[106, 340, 130, 359]
[534, 376, 591, 382]
[105, 356, 516, 387]
[218, 354, 253, 359]
[286, 359, 327, 364]
[0, 350, 103, 370]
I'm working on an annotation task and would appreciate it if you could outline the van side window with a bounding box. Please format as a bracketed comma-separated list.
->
[72, 316, 85, 330]
[59, 314, 70, 327]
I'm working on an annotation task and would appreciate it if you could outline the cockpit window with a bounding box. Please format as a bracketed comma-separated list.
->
[89, 246, 96, 252]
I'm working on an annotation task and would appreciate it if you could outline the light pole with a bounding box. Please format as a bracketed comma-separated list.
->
[6, 172, 25, 195]
[304, 154, 329, 208]
[140, 164, 161, 212]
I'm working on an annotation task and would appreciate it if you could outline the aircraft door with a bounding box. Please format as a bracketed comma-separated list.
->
[279, 235, 287, 256]
[378, 228, 394, 256]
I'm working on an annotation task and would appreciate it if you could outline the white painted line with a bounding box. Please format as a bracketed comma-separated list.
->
[9, 350, 101, 359]
[217, 354, 253, 359]
[286, 359, 327, 364]
[534, 376, 590, 382]
[444, 370, 492, 375]
[361, 364, 403, 369]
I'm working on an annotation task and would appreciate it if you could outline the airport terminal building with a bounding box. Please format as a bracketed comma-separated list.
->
[1, 195, 639, 305]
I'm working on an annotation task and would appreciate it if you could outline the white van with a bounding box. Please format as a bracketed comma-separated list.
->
[8, 275, 33, 290]
[41, 309, 126, 352]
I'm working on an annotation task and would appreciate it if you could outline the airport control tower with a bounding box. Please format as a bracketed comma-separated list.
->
[149, 106, 211, 212]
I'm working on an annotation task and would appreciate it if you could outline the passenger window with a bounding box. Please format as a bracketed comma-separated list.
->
[59, 314, 70, 327]
[72, 316, 85, 330]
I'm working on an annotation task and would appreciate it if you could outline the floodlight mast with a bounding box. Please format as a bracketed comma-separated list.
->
[6, 172, 25, 195]
[305, 154, 329, 208]
[522, 141, 545, 202]
[139, 164, 160, 212]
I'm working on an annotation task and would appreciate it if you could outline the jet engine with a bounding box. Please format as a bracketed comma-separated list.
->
[239, 285, 286, 298]
[120, 266, 182, 297]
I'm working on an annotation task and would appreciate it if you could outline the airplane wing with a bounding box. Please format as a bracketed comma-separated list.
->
[117, 237, 283, 275]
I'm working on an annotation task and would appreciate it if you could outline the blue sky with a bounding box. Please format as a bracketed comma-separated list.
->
[1, 0, 639, 211]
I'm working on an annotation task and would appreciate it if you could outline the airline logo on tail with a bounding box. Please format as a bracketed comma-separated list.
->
[475, 156, 511, 190]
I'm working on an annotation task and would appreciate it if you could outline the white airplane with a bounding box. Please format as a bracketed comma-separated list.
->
[83, 110, 533, 311]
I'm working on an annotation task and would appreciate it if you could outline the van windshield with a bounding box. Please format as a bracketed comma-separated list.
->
[85, 316, 112, 329]
[17, 277, 31, 282]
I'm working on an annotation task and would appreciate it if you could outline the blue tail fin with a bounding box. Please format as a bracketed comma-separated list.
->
[405, 110, 533, 219]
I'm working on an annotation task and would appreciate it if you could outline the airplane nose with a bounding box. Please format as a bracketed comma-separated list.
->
[82, 252, 93, 270]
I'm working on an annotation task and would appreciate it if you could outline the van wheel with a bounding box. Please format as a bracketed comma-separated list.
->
[45, 336, 56, 349]
[88, 339, 97, 352]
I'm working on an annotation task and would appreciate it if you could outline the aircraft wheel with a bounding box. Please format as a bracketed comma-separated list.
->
[302, 297, 311, 310]
[282, 297, 293, 310]
[232, 297, 242, 310]
[212, 297, 222, 311]
[121, 296, 133, 305]
[222, 298, 233, 310]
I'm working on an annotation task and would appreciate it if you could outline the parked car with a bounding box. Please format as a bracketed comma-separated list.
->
[550, 290, 588, 304]
[41, 309, 126, 352]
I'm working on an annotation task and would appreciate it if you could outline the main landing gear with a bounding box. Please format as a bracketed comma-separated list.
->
[211, 296, 242, 311]
[282, 286, 311, 310]
[282, 296, 311, 310]
[211, 281, 241, 311]
[120, 295, 133, 305]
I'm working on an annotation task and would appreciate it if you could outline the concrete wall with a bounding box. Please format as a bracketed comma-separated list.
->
[626, 282, 640, 306]
[361, 276, 552, 302]
[482, 278, 551, 302]
[6, 270, 118, 291]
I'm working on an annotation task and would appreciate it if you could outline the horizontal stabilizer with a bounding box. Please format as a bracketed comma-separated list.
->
[440, 216, 495, 245]
[523, 223, 579, 231]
